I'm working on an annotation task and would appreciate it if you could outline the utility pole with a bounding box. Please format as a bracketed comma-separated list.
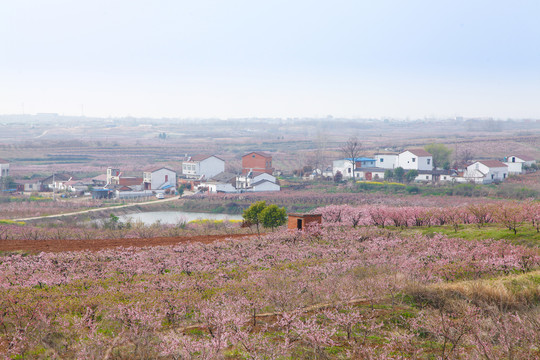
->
[52, 173, 55, 201]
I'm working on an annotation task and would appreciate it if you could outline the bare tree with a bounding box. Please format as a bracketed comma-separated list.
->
[340, 136, 362, 181]
[456, 149, 474, 168]
[341, 136, 362, 161]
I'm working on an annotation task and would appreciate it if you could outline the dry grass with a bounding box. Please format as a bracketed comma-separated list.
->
[407, 270, 540, 311]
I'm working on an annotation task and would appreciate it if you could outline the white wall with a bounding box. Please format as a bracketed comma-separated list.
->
[398, 151, 433, 171]
[199, 157, 225, 179]
[374, 154, 398, 169]
[415, 173, 432, 182]
[150, 168, 177, 190]
[465, 162, 508, 184]
[0, 162, 9, 178]
[250, 181, 280, 192]
[507, 156, 535, 167]
[207, 183, 237, 193]
[354, 169, 386, 180]
[332, 159, 354, 179]
[504, 162, 522, 174]
[182, 162, 198, 176]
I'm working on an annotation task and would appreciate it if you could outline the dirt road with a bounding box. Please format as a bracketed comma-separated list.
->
[0, 233, 255, 253]
[13, 195, 182, 222]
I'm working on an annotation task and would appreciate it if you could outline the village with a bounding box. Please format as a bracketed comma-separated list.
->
[0, 147, 537, 200]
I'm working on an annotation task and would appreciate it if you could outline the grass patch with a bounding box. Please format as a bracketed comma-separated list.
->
[406, 270, 540, 310]
[417, 224, 540, 247]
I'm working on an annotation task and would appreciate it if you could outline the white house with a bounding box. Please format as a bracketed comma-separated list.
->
[397, 149, 433, 171]
[332, 159, 354, 179]
[199, 172, 238, 193]
[143, 167, 177, 191]
[182, 155, 225, 179]
[354, 168, 387, 181]
[374, 153, 398, 169]
[236, 172, 277, 189]
[0, 158, 9, 179]
[204, 181, 238, 193]
[332, 158, 376, 179]
[504, 155, 535, 174]
[464, 160, 508, 184]
[248, 179, 280, 192]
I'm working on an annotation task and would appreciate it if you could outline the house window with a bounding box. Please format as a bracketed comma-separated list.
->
[426, 176, 429, 179]
[503, 173, 506, 178]
[348, 168, 351, 174]
[512, 157, 516, 163]
[165, 175, 168, 182]
[412, 158, 416, 162]
[380, 158, 384, 162]
[427, 159, 431, 165]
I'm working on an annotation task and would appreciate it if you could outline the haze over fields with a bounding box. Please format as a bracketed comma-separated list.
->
[1, 1, 540, 119]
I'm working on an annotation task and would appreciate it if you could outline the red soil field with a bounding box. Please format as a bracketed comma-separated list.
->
[0, 233, 256, 253]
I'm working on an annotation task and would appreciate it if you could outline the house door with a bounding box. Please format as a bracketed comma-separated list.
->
[365, 172, 372, 180]
[297, 219, 303, 230]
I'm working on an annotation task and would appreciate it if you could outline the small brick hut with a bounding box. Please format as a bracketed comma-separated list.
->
[287, 213, 322, 230]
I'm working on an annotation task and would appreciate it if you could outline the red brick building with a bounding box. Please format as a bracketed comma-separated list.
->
[242, 152, 273, 175]
[287, 213, 322, 230]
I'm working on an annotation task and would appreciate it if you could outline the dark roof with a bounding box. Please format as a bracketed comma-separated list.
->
[345, 157, 376, 162]
[242, 151, 272, 159]
[404, 149, 432, 157]
[477, 160, 507, 168]
[354, 167, 387, 172]
[15, 179, 40, 185]
[0, 158, 10, 163]
[288, 213, 322, 217]
[417, 169, 456, 175]
[210, 172, 237, 182]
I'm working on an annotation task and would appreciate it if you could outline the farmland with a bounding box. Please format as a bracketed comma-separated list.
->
[0, 202, 539, 359]
[1, 117, 540, 359]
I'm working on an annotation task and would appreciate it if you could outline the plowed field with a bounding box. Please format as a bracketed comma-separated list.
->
[0, 233, 256, 253]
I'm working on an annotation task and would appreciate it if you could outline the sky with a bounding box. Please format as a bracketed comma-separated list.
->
[1, 0, 539, 119]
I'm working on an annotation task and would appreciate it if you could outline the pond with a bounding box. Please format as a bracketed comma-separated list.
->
[116, 211, 243, 225]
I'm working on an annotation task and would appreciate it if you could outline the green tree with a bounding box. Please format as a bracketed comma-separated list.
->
[384, 169, 394, 180]
[259, 204, 287, 230]
[425, 143, 453, 169]
[243, 201, 267, 235]
[405, 169, 419, 183]
[394, 167, 405, 182]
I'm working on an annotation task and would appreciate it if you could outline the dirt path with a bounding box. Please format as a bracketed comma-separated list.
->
[0, 233, 255, 253]
[13, 195, 183, 222]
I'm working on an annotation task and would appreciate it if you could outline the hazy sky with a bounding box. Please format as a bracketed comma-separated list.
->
[1, 1, 539, 119]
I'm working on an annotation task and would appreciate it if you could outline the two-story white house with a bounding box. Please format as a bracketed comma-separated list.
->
[0, 158, 9, 179]
[143, 167, 177, 192]
[397, 149, 433, 171]
[182, 155, 225, 180]
[464, 160, 508, 184]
